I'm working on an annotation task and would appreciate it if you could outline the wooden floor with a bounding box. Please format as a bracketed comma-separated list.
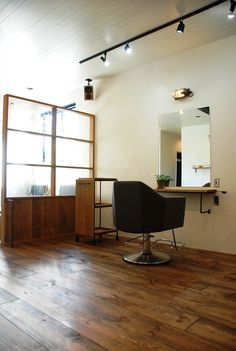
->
[0, 235, 235, 351]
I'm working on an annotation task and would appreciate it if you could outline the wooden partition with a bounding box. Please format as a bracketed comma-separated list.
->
[1, 94, 95, 245]
[5, 196, 75, 246]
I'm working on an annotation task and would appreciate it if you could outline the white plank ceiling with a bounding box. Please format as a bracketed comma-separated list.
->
[0, 0, 235, 96]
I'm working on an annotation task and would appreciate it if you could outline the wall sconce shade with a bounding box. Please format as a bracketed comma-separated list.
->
[172, 88, 193, 100]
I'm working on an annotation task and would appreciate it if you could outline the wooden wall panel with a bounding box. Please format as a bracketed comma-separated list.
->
[32, 198, 42, 239]
[42, 198, 58, 238]
[57, 197, 75, 235]
[12, 199, 32, 242]
[5, 201, 13, 244]
[5, 197, 75, 245]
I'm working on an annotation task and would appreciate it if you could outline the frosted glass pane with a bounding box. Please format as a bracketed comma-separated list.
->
[8, 97, 52, 134]
[7, 131, 51, 165]
[56, 168, 91, 195]
[7, 165, 51, 197]
[56, 138, 92, 167]
[56, 109, 91, 140]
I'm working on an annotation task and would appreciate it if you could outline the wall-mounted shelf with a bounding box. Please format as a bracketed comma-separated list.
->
[192, 165, 210, 173]
[156, 186, 216, 214]
[156, 186, 215, 193]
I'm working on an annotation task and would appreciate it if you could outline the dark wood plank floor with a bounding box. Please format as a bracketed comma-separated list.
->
[0, 235, 235, 351]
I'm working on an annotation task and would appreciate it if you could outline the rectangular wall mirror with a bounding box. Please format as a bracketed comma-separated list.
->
[159, 107, 210, 187]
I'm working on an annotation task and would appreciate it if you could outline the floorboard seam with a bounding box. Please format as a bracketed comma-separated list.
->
[0, 297, 18, 305]
[0, 310, 50, 351]
[184, 317, 201, 332]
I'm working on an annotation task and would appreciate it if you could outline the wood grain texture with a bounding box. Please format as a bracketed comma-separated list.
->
[5, 196, 75, 245]
[0, 236, 235, 351]
[75, 179, 117, 241]
[0, 314, 47, 351]
[155, 187, 216, 193]
[75, 179, 95, 237]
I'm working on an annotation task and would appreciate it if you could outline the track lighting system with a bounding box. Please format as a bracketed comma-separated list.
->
[100, 52, 110, 66]
[228, 0, 235, 18]
[124, 43, 132, 54]
[176, 20, 185, 34]
[100, 52, 106, 63]
[79, 0, 229, 65]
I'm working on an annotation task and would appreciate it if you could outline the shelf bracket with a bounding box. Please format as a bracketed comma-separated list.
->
[200, 193, 211, 214]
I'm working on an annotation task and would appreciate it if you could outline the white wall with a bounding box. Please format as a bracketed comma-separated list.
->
[54, 34, 236, 254]
[94, 34, 236, 254]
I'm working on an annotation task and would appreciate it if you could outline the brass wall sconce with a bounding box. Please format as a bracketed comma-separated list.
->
[172, 88, 193, 100]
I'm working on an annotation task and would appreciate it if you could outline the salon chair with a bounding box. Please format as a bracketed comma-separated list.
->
[112, 181, 186, 265]
[203, 182, 211, 187]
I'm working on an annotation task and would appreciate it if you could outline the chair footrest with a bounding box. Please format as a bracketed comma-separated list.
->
[124, 234, 143, 246]
[155, 237, 185, 249]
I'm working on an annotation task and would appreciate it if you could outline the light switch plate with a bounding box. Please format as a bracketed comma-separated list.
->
[214, 178, 220, 188]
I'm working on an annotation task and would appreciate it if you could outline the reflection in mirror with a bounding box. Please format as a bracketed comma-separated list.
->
[159, 107, 210, 187]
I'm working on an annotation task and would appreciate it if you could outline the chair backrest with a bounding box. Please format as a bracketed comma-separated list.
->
[203, 182, 211, 187]
[113, 181, 185, 234]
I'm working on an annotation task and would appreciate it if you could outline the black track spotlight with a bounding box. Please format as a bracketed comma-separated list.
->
[100, 52, 110, 66]
[228, 0, 235, 18]
[176, 20, 185, 34]
[100, 52, 106, 62]
[124, 43, 132, 54]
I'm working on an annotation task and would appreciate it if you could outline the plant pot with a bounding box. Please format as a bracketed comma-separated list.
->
[157, 180, 165, 189]
[164, 180, 170, 187]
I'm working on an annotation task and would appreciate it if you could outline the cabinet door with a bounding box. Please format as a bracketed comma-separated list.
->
[75, 179, 95, 236]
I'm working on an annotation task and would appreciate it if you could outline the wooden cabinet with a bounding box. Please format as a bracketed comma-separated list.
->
[75, 178, 118, 242]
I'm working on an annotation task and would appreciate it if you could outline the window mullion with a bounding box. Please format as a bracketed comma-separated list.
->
[51, 107, 57, 196]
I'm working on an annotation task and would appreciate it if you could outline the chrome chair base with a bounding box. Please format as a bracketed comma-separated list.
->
[123, 250, 170, 265]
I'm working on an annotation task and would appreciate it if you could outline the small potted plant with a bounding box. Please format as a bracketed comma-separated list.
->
[155, 174, 173, 189]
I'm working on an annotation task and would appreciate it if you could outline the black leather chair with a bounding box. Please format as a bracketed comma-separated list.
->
[112, 181, 186, 265]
